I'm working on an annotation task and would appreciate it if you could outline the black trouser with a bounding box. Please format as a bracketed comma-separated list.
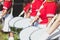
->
[12, 0, 24, 17]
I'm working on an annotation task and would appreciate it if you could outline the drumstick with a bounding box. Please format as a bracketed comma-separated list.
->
[39, 1, 46, 10]
[10, 7, 13, 15]
[46, 14, 58, 30]
[18, 10, 25, 17]
[10, 0, 25, 17]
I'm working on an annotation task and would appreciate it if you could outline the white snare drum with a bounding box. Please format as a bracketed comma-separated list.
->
[14, 18, 32, 28]
[30, 29, 49, 40]
[19, 27, 39, 40]
[9, 17, 23, 27]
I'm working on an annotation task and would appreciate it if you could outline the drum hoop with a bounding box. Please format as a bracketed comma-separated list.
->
[19, 26, 33, 38]
[19, 27, 33, 40]
[29, 29, 40, 40]
[8, 17, 23, 27]
[20, 26, 33, 36]
[20, 27, 39, 40]
[13, 17, 24, 27]
[8, 17, 14, 26]
[14, 18, 32, 28]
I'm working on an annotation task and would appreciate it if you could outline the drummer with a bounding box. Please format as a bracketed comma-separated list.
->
[0, 0, 13, 40]
[20, 0, 57, 40]
[8, 0, 33, 40]
[30, 0, 58, 40]
[30, 0, 60, 40]
[23, 0, 44, 26]
[0, 0, 12, 32]
[30, 0, 57, 29]
[14, 0, 44, 28]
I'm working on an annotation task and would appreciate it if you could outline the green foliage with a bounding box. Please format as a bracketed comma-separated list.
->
[0, 24, 21, 40]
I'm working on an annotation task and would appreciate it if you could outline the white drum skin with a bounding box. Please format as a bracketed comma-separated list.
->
[19, 27, 39, 40]
[9, 17, 23, 27]
[14, 18, 32, 28]
[30, 29, 49, 40]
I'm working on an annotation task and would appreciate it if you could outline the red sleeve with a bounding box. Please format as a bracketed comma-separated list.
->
[46, 2, 57, 17]
[3, 0, 12, 10]
[23, 3, 31, 12]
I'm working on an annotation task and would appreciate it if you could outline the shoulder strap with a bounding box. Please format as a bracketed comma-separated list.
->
[36, 1, 46, 16]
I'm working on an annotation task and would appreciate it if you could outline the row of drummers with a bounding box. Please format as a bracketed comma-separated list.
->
[0, 0, 59, 40]
[9, 0, 58, 40]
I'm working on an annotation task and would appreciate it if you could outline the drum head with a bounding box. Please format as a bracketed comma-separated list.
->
[19, 27, 39, 40]
[30, 29, 49, 40]
[9, 17, 23, 27]
[14, 18, 32, 28]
